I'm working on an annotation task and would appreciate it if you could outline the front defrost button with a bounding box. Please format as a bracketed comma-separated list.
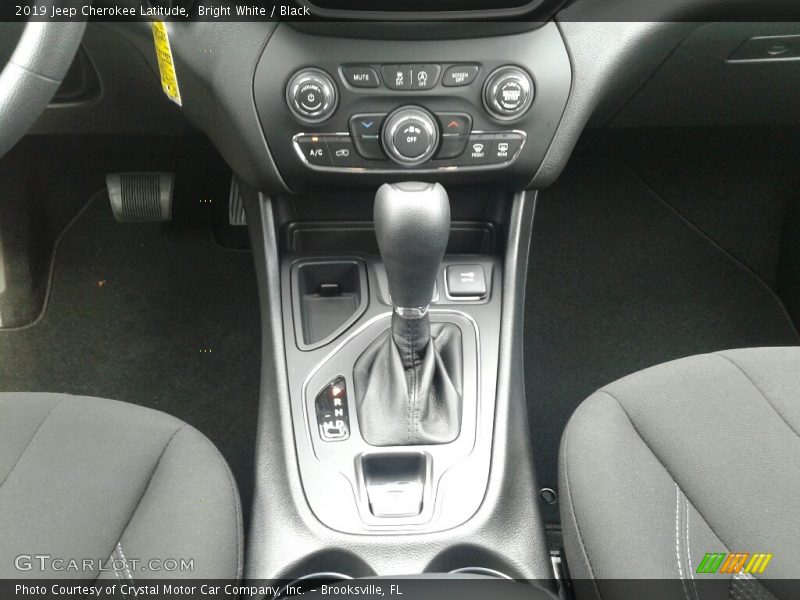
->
[462, 134, 493, 165]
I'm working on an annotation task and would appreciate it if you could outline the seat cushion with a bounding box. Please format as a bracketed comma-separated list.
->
[559, 348, 800, 596]
[0, 393, 242, 579]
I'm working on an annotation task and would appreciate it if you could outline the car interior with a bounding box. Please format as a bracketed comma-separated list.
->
[1, 2, 800, 599]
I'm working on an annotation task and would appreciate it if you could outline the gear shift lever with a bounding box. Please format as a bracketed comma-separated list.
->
[354, 182, 463, 447]
[374, 182, 450, 315]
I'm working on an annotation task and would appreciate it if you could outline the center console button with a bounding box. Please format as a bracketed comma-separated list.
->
[326, 136, 365, 168]
[483, 66, 534, 120]
[462, 133, 494, 166]
[442, 64, 480, 87]
[436, 112, 472, 137]
[297, 82, 324, 112]
[349, 113, 388, 160]
[446, 264, 487, 298]
[434, 112, 472, 160]
[486, 132, 523, 164]
[286, 68, 338, 123]
[381, 65, 412, 90]
[382, 106, 439, 166]
[411, 64, 441, 90]
[295, 135, 332, 166]
[393, 122, 431, 158]
[494, 79, 525, 112]
[342, 66, 380, 88]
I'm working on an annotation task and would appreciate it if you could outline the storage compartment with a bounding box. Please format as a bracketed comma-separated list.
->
[361, 453, 429, 518]
[291, 259, 368, 350]
[284, 221, 497, 255]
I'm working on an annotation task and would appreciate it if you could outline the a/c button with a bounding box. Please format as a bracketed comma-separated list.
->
[296, 135, 331, 166]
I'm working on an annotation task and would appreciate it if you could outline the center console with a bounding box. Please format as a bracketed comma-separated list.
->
[281, 183, 501, 534]
[242, 20, 571, 590]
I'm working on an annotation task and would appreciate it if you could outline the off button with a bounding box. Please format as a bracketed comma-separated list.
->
[393, 121, 433, 160]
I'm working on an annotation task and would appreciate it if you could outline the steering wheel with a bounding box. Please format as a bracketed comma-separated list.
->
[0, 16, 86, 158]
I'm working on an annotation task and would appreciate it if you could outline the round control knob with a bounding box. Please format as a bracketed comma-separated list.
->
[483, 66, 534, 120]
[286, 68, 337, 123]
[381, 106, 439, 167]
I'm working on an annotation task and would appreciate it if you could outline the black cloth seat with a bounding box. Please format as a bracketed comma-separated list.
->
[0, 393, 242, 580]
[559, 347, 800, 599]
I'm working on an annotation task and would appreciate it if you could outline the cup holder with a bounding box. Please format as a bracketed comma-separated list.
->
[273, 572, 353, 599]
[448, 567, 513, 579]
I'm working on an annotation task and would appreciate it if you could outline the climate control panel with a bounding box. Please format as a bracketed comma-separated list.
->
[286, 63, 532, 171]
[254, 24, 571, 189]
[293, 109, 525, 171]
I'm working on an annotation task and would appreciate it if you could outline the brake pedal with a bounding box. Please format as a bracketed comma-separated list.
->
[106, 172, 174, 222]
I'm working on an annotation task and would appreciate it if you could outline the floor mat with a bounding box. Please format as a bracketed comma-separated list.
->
[525, 158, 800, 524]
[0, 193, 261, 524]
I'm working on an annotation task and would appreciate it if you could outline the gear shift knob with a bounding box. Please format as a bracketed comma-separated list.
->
[357, 182, 461, 447]
[374, 182, 450, 311]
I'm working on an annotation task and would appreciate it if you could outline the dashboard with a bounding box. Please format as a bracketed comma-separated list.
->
[25, 9, 800, 196]
[254, 23, 571, 190]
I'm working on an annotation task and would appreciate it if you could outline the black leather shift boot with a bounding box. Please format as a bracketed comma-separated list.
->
[354, 313, 463, 446]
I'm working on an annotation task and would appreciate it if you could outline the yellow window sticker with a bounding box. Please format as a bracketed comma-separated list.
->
[151, 20, 182, 107]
